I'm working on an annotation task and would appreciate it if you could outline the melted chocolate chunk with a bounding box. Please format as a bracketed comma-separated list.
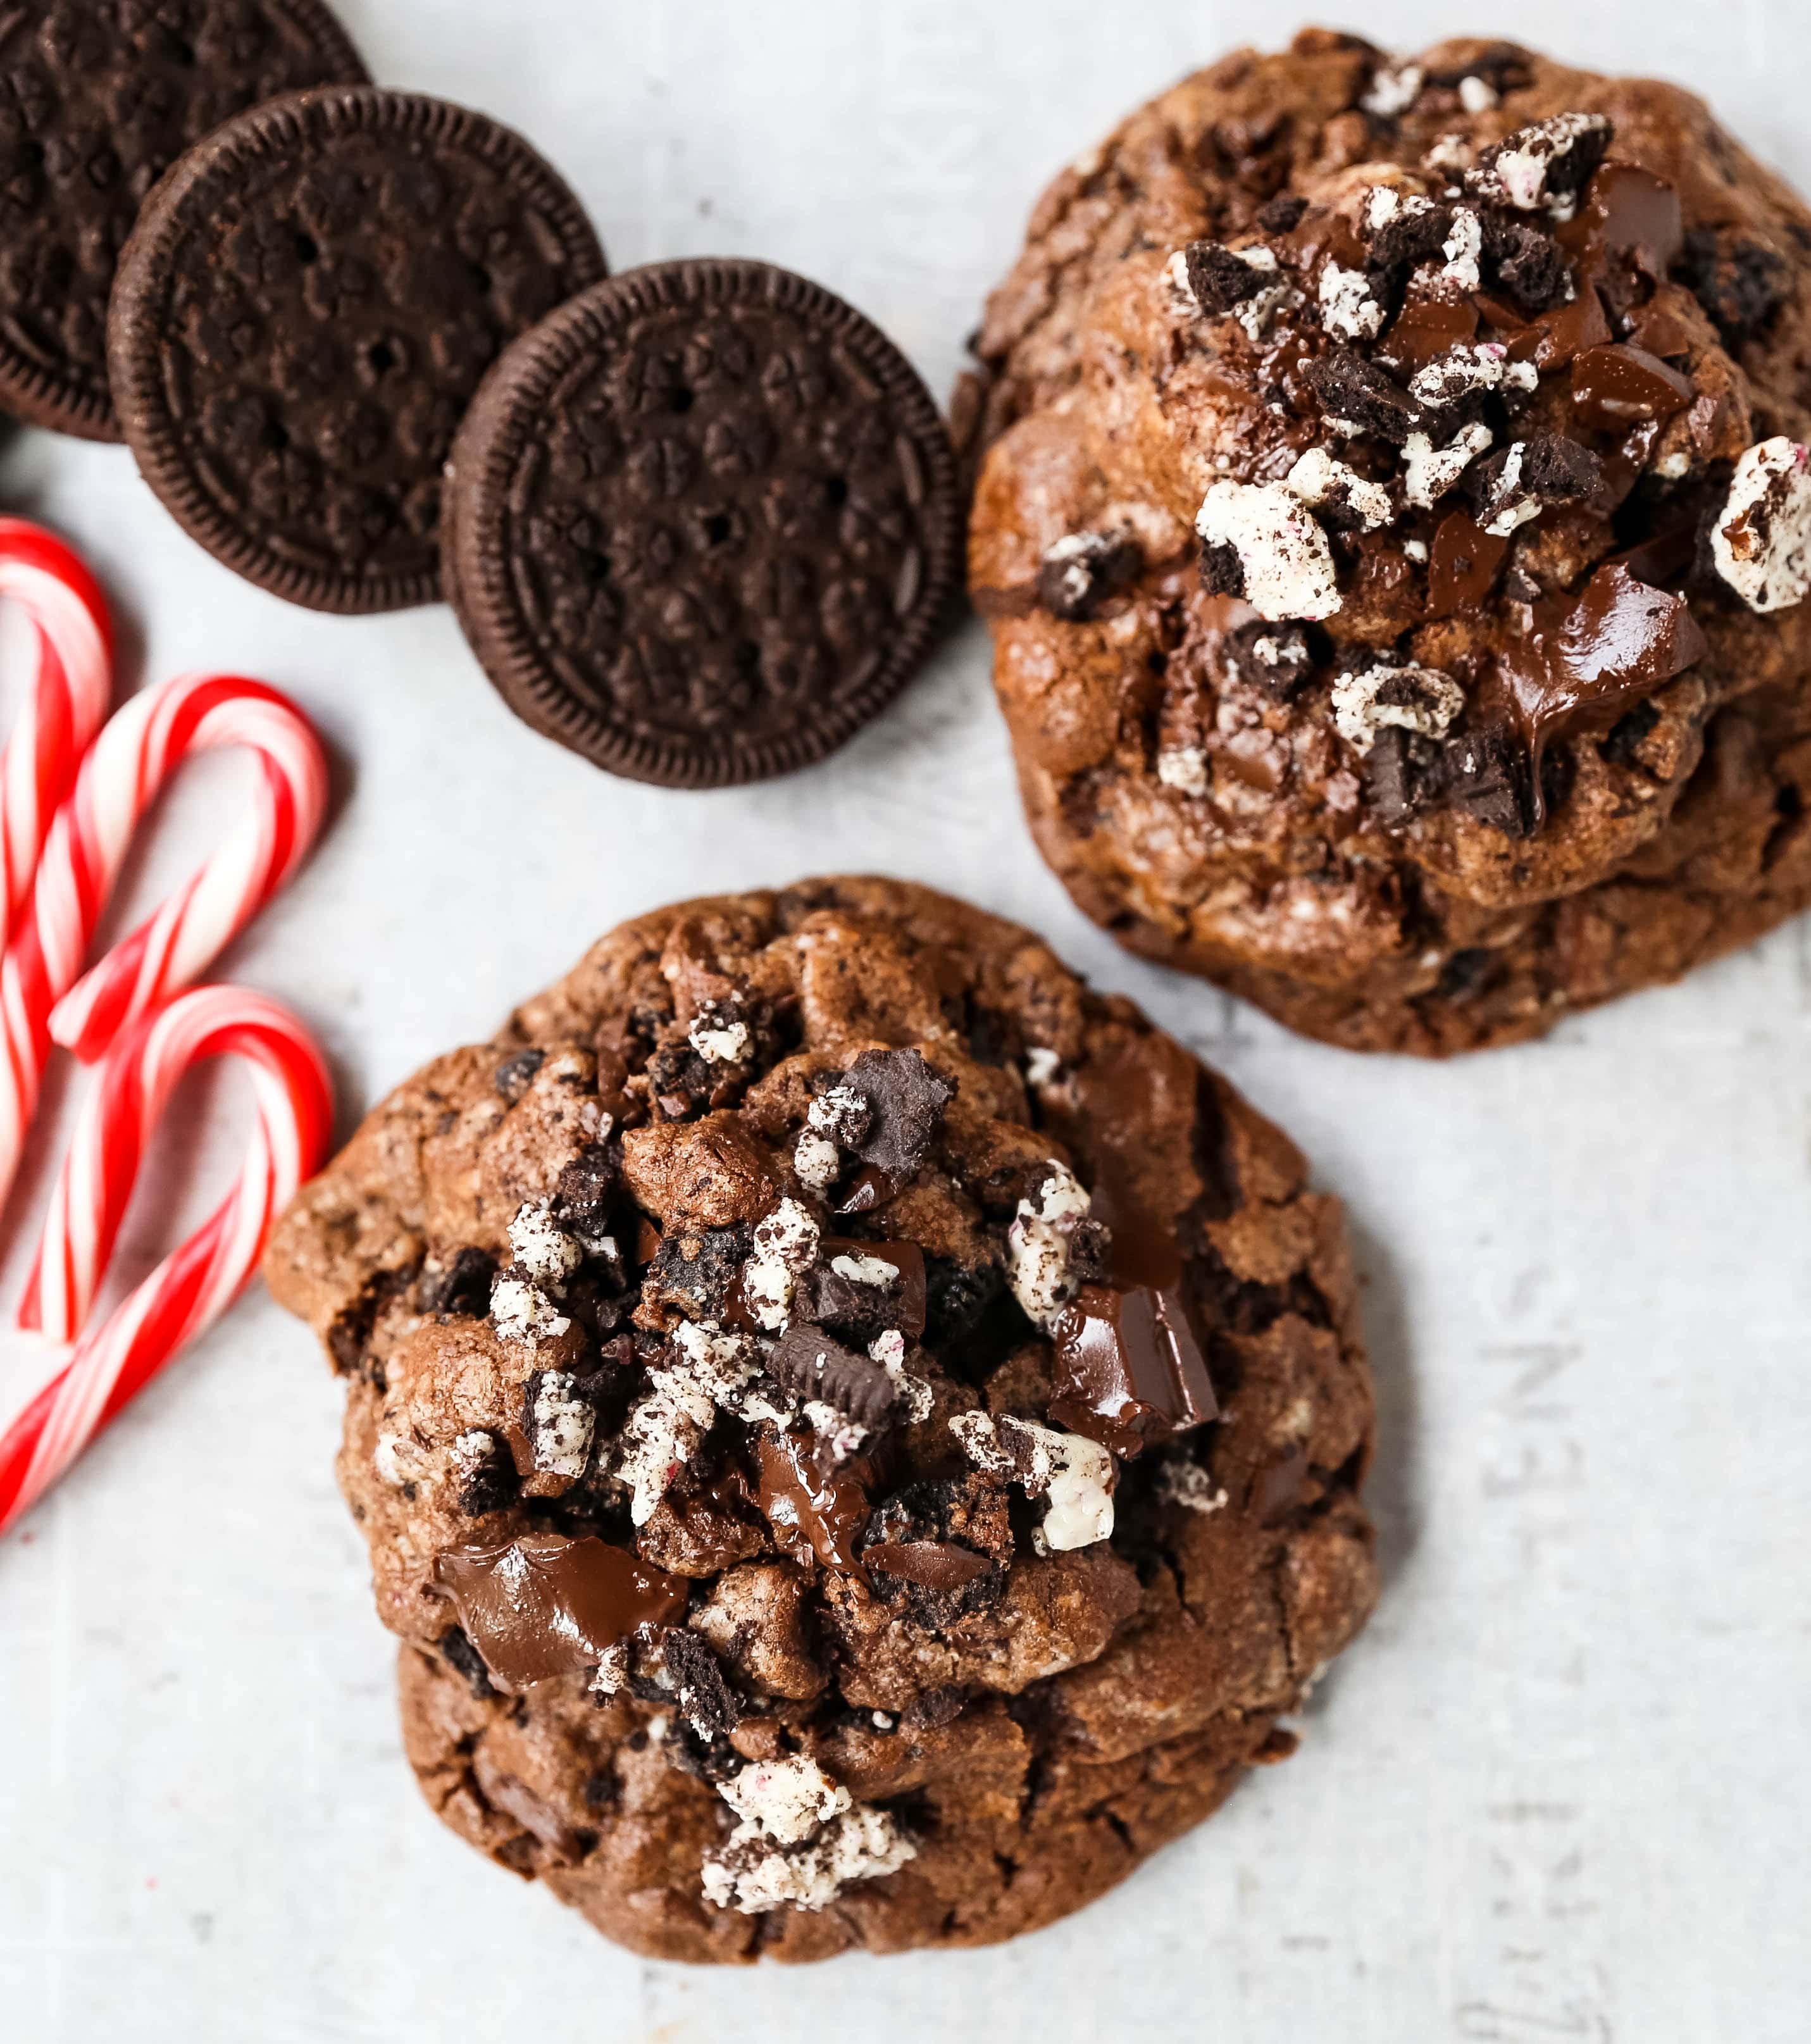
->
[1225, 618, 1315, 695]
[439, 1625, 502, 1701]
[862, 1540, 992, 1591]
[1050, 1281, 1218, 1459]
[1481, 215, 1572, 312]
[1303, 348, 1422, 443]
[1677, 227, 1790, 349]
[1179, 240, 1272, 314]
[770, 1323, 900, 1430]
[494, 1049, 546, 1102]
[435, 1535, 690, 1692]
[417, 1247, 497, 1318]
[1570, 344, 1693, 432]
[1428, 511, 1510, 614]
[1038, 530, 1144, 622]
[846, 1049, 955, 1181]
[756, 1431, 878, 1573]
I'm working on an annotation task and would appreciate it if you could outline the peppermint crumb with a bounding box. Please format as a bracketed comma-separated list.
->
[1457, 75, 1498, 114]
[1157, 745, 1209, 797]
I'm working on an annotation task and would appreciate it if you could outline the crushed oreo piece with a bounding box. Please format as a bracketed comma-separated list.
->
[770, 1323, 900, 1430]
[862, 1474, 1011, 1621]
[660, 1628, 741, 1741]
[1303, 348, 1424, 444]
[1037, 530, 1144, 622]
[1177, 239, 1273, 315]
[452, 1429, 518, 1517]
[418, 1247, 498, 1318]
[1480, 215, 1572, 311]
[523, 1369, 599, 1481]
[1224, 619, 1315, 695]
[1256, 193, 1309, 234]
[494, 1049, 546, 1103]
[644, 1225, 753, 1324]
[1678, 227, 1790, 349]
[1198, 540, 1247, 598]
[440, 1625, 500, 1701]
[1469, 113, 1612, 217]
[1468, 434, 1604, 533]
[923, 1256, 1004, 1345]
[551, 1144, 619, 1240]
[1366, 200, 1453, 281]
[846, 1049, 955, 1181]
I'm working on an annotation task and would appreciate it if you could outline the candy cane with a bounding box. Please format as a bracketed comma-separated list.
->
[0, 988, 332, 1535]
[0, 672, 328, 1212]
[0, 520, 113, 948]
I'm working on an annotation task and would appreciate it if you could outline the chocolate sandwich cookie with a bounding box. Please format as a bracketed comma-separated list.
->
[264, 877, 1378, 1961]
[0, 0, 369, 441]
[108, 87, 606, 613]
[443, 259, 961, 787]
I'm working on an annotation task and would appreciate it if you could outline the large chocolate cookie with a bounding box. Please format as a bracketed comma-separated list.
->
[264, 878, 1378, 1962]
[964, 30, 1811, 1053]
[108, 87, 607, 612]
[0, 0, 368, 441]
[444, 261, 961, 787]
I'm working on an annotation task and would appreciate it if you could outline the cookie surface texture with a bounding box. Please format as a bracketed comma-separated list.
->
[444, 259, 961, 787]
[108, 86, 607, 612]
[264, 876, 1379, 1962]
[964, 30, 1811, 1053]
[0, 0, 369, 441]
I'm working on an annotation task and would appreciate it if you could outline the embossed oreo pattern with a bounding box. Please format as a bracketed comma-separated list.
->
[444, 260, 961, 788]
[0, 0, 368, 441]
[108, 88, 607, 613]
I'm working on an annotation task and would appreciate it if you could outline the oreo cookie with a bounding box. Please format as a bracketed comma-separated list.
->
[107, 87, 606, 613]
[0, 0, 369, 442]
[442, 258, 961, 788]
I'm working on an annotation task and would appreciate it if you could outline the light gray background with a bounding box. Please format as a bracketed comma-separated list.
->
[2, 3, 1808, 2038]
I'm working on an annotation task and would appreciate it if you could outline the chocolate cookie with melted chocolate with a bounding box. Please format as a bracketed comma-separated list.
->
[965, 30, 1811, 1053]
[265, 878, 1378, 1962]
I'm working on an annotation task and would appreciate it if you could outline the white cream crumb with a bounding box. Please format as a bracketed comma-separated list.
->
[793, 1128, 840, 1190]
[1285, 447, 1395, 531]
[1479, 443, 1546, 537]
[373, 1430, 426, 1488]
[1457, 74, 1498, 114]
[450, 1429, 497, 1480]
[529, 1370, 595, 1479]
[1424, 132, 1472, 176]
[688, 1014, 751, 1064]
[490, 1273, 571, 1346]
[1196, 480, 1341, 622]
[591, 1640, 631, 1697]
[1007, 1164, 1092, 1332]
[1712, 437, 1811, 613]
[1331, 664, 1466, 755]
[1437, 207, 1483, 292]
[721, 1757, 851, 1845]
[803, 1400, 869, 1461]
[1403, 539, 1429, 564]
[1656, 449, 1692, 481]
[830, 1251, 899, 1288]
[869, 1328, 933, 1423]
[1319, 262, 1384, 342]
[949, 1411, 1116, 1551]
[701, 1804, 916, 1915]
[1401, 422, 1493, 508]
[1360, 61, 1422, 118]
[1157, 744, 1209, 797]
[741, 1197, 821, 1331]
[1023, 1046, 1062, 1088]
[1155, 1459, 1230, 1515]
[507, 1201, 581, 1287]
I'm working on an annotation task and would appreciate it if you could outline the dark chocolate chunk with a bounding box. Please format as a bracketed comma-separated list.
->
[439, 1624, 500, 1701]
[862, 1540, 993, 1592]
[1178, 240, 1271, 315]
[861, 1474, 1011, 1621]
[494, 1049, 546, 1102]
[1037, 530, 1144, 621]
[1256, 194, 1309, 235]
[1224, 619, 1315, 695]
[799, 1238, 928, 1345]
[770, 1322, 900, 1430]
[1198, 540, 1247, 599]
[1569, 344, 1693, 432]
[1302, 348, 1423, 443]
[443, 258, 962, 788]
[1050, 1280, 1218, 1459]
[1364, 725, 1442, 826]
[0, 0, 370, 441]
[846, 1049, 955, 1181]
[1441, 723, 1534, 837]
[108, 88, 606, 612]
[1677, 227, 1790, 349]
[1481, 215, 1573, 312]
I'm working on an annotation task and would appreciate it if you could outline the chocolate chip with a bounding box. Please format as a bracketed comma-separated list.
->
[1480, 215, 1572, 312]
[1364, 725, 1441, 826]
[439, 1625, 500, 1702]
[1303, 347, 1423, 443]
[1198, 540, 1247, 598]
[418, 1246, 499, 1318]
[1677, 227, 1790, 349]
[1441, 723, 1533, 836]
[1600, 700, 1661, 766]
[493, 1049, 546, 1102]
[1179, 240, 1271, 314]
[1225, 619, 1315, 695]
[1037, 530, 1144, 622]
[644, 1225, 752, 1323]
[846, 1049, 955, 1181]
[770, 1322, 899, 1430]
[1256, 193, 1309, 234]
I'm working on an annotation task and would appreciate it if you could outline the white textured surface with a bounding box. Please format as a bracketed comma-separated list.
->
[3, 3, 1810, 2038]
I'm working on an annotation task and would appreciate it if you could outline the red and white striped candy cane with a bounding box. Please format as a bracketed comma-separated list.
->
[0, 671, 328, 1212]
[0, 987, 332, 1535]
[0, 520, 113, 948]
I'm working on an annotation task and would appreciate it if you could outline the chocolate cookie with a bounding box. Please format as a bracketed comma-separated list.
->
[0, 0, 368, 442]
[108, 87, 607, 612]
[443, 260, 961, 787]
[264, 878, 1378, 1962]
[964, 32, 1811, 1054]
